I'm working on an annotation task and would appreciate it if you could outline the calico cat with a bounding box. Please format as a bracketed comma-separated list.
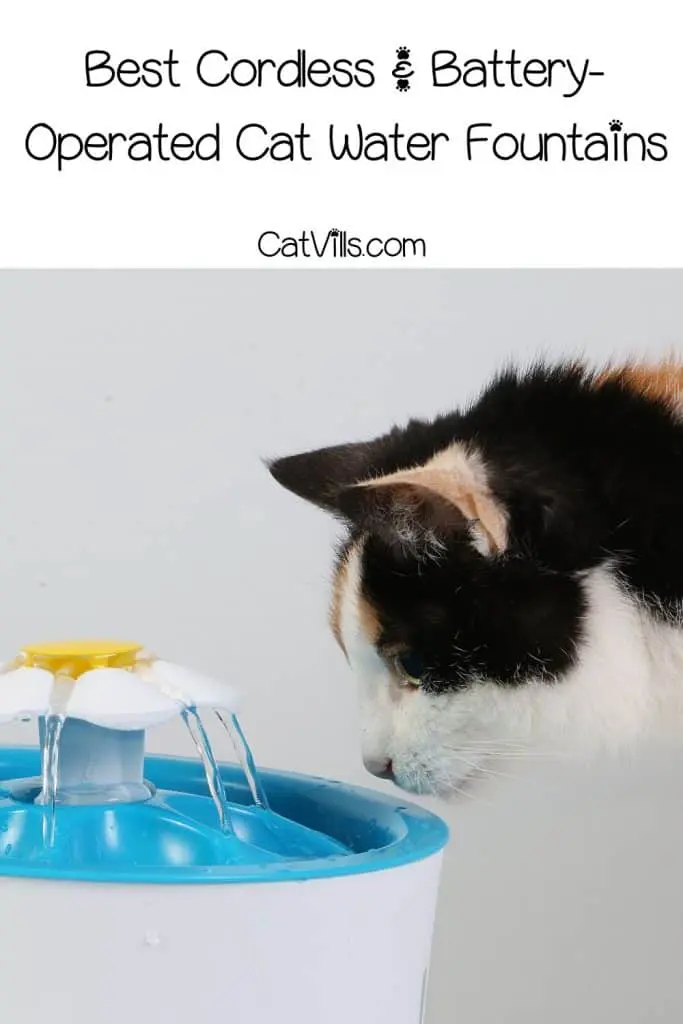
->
[268, 360, 683, 796]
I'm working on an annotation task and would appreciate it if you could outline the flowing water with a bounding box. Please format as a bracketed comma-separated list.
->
[32, 684, 269, 847]
[217, 711, 269, 809]
[40, 713, 66, 847]
[38, 672, 73, 846]
[181, 707, 234, 834]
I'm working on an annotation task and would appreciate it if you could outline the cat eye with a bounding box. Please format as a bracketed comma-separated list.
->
[394, 650, 425, 686]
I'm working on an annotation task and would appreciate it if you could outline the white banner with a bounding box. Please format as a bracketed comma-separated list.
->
[1, 0, 679, 267]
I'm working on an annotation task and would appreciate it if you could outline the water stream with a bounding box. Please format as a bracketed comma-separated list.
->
[38, 671, 73, 846]
[181, 707, 234, 834]
[217, 711, 269, 809]
[39, 714, 66, 847]
[31, 686, 270, 846]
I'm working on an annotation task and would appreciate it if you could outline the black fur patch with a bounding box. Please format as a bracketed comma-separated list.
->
[361, 533, 586, 691]
[270, 363, 683, 690]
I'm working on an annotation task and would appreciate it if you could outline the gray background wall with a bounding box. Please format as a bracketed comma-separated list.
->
[1, 270, 683, 1023]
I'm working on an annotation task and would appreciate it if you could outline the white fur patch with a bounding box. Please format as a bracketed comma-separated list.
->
[339, 541, 397, 776]
[339, 560, 683, 797]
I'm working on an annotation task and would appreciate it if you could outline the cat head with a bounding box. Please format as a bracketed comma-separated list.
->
[268, 421, 602, 797]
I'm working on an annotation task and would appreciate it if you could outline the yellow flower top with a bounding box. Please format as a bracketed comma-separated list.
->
[22, 640, 143, 678]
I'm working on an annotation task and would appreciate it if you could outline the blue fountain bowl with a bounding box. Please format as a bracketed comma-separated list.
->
[0, 747, 449, 884]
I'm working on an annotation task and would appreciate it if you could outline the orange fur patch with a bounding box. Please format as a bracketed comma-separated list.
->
[596, 359, 683, 412]
[358, 594, 381, 645]
[329, 540, 381, 656]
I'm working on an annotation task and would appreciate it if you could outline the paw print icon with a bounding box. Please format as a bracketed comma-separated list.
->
[392, 45, 414, 90]
[609, 120, 623, 132]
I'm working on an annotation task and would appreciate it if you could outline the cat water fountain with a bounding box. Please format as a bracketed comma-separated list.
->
[0, 640, 448, 1024]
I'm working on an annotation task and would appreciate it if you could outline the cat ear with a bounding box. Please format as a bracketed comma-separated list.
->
[336, 478, 467, 551]
[337, 450, 507, 561]
[269, 438, 508, 557]
[267, 440, 383, 514]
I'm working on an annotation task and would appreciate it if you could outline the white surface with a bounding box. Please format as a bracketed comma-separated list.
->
[0, 659, 237, 731]
[1, 0, 681, 267]
[55, 720, 147, 792]
[0, 668, 52, 723]
[0, 271, 683, 1023]
[141, 659, 240, 712]
[66, 667, 181, 730]
[0, 855, 443, 1024]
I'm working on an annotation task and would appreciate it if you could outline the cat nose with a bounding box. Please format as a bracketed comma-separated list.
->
[364, 757, 394, 781]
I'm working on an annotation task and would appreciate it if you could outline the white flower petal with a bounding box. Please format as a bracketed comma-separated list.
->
[67, 668, 182, 730]
[139, 660, 239, 712]
[0, 667, 53, 723]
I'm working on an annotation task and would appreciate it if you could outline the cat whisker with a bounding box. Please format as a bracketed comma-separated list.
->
[443, 744, 571, 761]
[454, 756, 516, 781]
[445, 779, 494, 807]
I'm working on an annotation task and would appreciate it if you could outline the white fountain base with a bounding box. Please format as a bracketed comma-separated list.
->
[0, 748, 448, 1024]
[1, 854, 442, 1024]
